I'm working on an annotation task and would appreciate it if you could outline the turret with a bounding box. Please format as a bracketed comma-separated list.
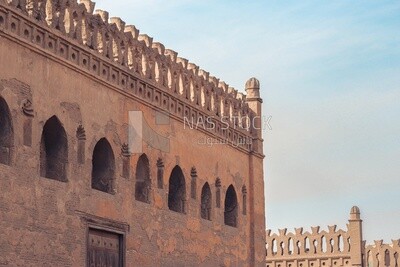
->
[348, 206, 363, 267]
[245, 77, 263, 155]
[245, 77, 260, 98]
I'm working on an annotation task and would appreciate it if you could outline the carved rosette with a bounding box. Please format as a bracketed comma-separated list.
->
[76, 125, 86, 141]
[156, 158, 164, 168]
[190, 167, 197, 178]
[121, 143, 130, 157]
[215, 177, 221, 188]
[22, 99, 34, 117]
[242, 185, 247, 195]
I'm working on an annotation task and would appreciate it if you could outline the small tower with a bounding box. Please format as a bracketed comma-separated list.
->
[245, 77, 263, 155]
[348, 206, 363, 267]
[245, 78, 266, 265]
[245, 77, 261, 98]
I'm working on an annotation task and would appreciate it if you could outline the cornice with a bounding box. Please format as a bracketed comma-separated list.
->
[0, 3, 266, 155]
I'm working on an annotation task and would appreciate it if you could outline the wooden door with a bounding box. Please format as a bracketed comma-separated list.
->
[88, 229, 122, 267]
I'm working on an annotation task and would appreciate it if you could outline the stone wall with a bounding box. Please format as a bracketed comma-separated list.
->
[0, 0, 266, 266]
[265, 207, 400, 267]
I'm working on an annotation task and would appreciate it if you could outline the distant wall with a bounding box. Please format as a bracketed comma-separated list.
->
[265, 207, 400, 267]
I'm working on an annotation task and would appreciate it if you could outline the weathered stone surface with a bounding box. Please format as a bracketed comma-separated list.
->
[0, 1, 266, 266]
[265, 207, 400, 267]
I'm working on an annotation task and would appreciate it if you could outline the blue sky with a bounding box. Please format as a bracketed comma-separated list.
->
[95, 0, 400, 242]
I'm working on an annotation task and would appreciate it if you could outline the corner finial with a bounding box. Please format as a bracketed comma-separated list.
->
[245, 77, 260, 98]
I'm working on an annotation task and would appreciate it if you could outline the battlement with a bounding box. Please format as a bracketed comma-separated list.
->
[0, 1, 267, 265]
[266, 225, 351, 258]
[0, 0, 260, 136]
[364, 239, 400, 266]
[266, 207, 400, 267]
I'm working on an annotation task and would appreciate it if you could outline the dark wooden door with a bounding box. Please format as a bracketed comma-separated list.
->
[88, 229, 122, 267]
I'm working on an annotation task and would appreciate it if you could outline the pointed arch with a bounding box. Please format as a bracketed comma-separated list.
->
[384, 249, 390, 266]
[224, 185, 238, 227]
[210, 92, 215, 113]
[288, 238, 294, 255]
[338, 235, 344, 252]
[91, 138, 115, 193]
[168, 165, 186, 213]
[0, 97, 13, 165]
[200, 182, 212, 220]
[296, 240, 302, 254]
[200, 87, 206, 107]
[272, 239, 277, 255]
[304, 237, 310, 253]
[40, 116, 68, 181]
[321, 236, 327, 253]
[178, 74, 184, 95]
[190, 81, 195, 102]
[135, 153, 151, 203]
[154, 61, 161, 84]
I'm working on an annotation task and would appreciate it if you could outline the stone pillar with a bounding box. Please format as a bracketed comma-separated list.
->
[121, 143, 130, 179]
[156, 158, 164, 189]
[76, 125, 86, 164]
[348, 206, 363, 267]
[22, 99, 34, 147]
[245, 78, 266, 266]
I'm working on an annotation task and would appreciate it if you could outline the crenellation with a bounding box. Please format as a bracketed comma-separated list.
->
[328, 225, 337, 233]
[267, 225, 352, 258]
[164, 49, 177, 62]
[9, 0, 27, 12]
[176, 56, 188, 69]
[295, 228, 303, 235]
[0, 1, 266, 266]
[124, 25, 139, 39]
[187, 62, 197, 73]
[137, 33, 152, 48]
[198, 69, 209, 83]
[266, 229, 272, 237]
[279, 228, 288, 236]
[0, 0, 258, 153]
[266, 208, 400, 267]
[207, 76, 216, 86]
[152, 42, 164, 55]
[26, 0, 45, 21]
[218, 81, 228, 93]
[94, 9, 108, 23]
[364, 238, 400, 267]
[79, 0, 95, 14]
[229, 88, 238, 102]
[110, 17, 125, 31]
[311, 226, 320, 235]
